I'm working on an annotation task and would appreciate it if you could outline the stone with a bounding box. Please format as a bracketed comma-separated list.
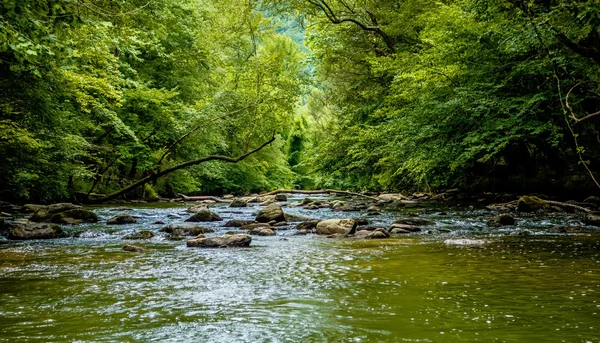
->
[517, 196, 548, 212]
[275, 194, 288, 201]
[366, 206, 381, 214]
[250, 228, 276, 236]
[229, 198, 248, 208]
[7, 223, 66, 240]
[295, 220, 320, 232]
[22, 204, 48, 213]
[47, 203, 81, 213]
[301, 198, 314, 205]
[393, 218, 434, 226]
[585, 212, 600, 226]
[187, 234, 252, 248]
[354, 228, 389, 239]
[159, 223, 214, 236]
[356, 225, 386, 231]
[316, 219, 357, 235]
[107, 214, 137, 225]
[50, 209, 98, 224]
[224, 220, 256, 227]
[284, 213, 313, 222]
[255, 204, 285, 223]
[223, 194, 234, 199]
[240, 223, 271, 231]
[123, 245, 145, 252]
[185, 207, 222, 222]
[122, 230, 154, 240]
[486, 214, 516, 227]
[389, 223, 421, 232]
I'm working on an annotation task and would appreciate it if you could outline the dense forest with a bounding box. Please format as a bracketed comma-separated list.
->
[1, 0, 600, 203]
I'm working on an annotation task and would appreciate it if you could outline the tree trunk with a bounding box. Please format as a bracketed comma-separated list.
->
[259, 189, 380, 201]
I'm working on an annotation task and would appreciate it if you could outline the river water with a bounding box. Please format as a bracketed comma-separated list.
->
[0, 195, 598, 342]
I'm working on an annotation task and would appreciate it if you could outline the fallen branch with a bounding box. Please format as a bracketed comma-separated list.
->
[260, 189, 379, 201]
[90, 136, 276, 203]
[545, 200, 591, 213]
[178, 194, 232, 203]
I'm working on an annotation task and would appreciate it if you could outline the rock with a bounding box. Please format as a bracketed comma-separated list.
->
[50, 209, 98, 224]
[7, 223, 66, 240]
[224, 220, 256, 227]
[47, 203, 81, 213]
[326, 233, 346, 238]
[275, 194, 288, 201]
[154, 221, 165, 225]
[583, 196, 600, 204]
[229, 198, 248, 208]
[187, 234, 252, 248]
[255, 204, 285, 223]
[585, 212, 600, 226]
[387, 199, 406, 209]
[284, 213, 313, 222]
[159, 223, 214, 236]
[390, 228, 412, 234]
[107, 214, 137, 225]
[356, 225, 386, 231]
[486, 214, 516, 227]
[272, 221, 288, 227]
[185, 207, 222, 222]
[223, 194, 234, 200]
[354, 228, 389, 239]
[301, 198, 314, 205]
[22, 204, 48, 213]
[187, 205, 211, 213]
[240, 223, 271, 231]
[295, 220, 320, 232]
[390, 223, 421, 232]
[316, 219, 357, 235]
[123, 245, 145, 252]
[517, 196, 548, 212]
[123, 230, 154, 240]
[250, 228, 276, 236]
[355, 218, 369, 225]
[366, 206, 381, 214]
[393, 218, 434, 226]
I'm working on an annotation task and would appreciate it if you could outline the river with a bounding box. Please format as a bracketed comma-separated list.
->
[0, 195, 598, 342]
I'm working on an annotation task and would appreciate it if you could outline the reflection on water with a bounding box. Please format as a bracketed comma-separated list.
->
[0, 198, 598, 342]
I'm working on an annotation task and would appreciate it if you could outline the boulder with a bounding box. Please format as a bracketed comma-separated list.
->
[356, 225, 387, 231]
[366, 206, 381, 214]
[187, 234, 252, 248]
[107, 214, 137, 225]
[229, 198, 248, 208]
[284, 213, 313, 222]
[486, 214, 516, 227]
[240, 223, 271, 231]
[316, 219, 357, 235]
[275, 194, 288, 201]
[47, 203, 81, 213]
[517, 196, 548, 212]
[50, 209, 98, 224]
[301, 198, 314, 205]
[7, 223, 66, 240]
[159, 223, 214, 236]
[185, 207, 222, 222]
[393, 218, 434, 226]
[224, 220, 256, 227]
[585, 212, 600, 226]
[390, 223, 421, 232]
[122, 230, 154, 240]
[295, 220, 320, 232]
[22, 204, 48, 213]
[255, 204, 285, 223]
[123, 244, 145, 252]
[354, 228, 389, 239]
[250, 228, 276, 236]
[390, 228, 412, 234]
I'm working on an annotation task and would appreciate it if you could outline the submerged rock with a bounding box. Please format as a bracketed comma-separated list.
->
[255, 204, 286, 223]
[187, 234, 252, 248]
[354, 228, 389, 239]
[123, 244, 145, 252]
[486, 214, 516, 227]
[224, 219, 256, 227]
[107, 214, 137, 225]
[316, 219, 357, 235]
[7, 223, 66, 240]
[123, 230, 154, 240]
[159, 223, 214, 236]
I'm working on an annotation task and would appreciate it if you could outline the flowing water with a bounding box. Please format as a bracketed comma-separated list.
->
[0, 196, 599, 342]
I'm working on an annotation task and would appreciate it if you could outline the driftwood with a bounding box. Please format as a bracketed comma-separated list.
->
[259, 189, 380, 201]
[545, 200, 591, 213]
[178, 194, 232, 203]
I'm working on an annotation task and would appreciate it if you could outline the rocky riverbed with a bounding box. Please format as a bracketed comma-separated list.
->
[0, 193, 599, 342]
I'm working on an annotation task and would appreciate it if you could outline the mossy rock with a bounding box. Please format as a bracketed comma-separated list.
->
[51, 209, 98, 224]
[517, 196, 548, 212]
